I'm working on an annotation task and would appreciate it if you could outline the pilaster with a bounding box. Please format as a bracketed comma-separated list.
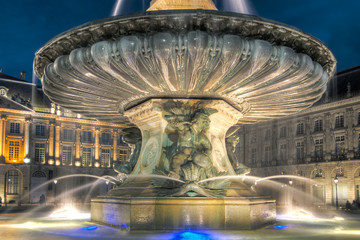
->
[55, 122, 61, 165]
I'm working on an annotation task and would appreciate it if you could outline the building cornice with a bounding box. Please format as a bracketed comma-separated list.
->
[0, 108, 128, 128]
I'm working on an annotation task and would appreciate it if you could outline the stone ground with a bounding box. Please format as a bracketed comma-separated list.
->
[1, 205, 360, 239]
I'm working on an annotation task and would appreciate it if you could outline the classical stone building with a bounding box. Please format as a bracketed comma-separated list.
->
[237, 65, 360, 209]
[0, 71, 130, 205]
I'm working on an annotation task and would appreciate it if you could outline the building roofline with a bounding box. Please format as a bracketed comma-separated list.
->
[335, 65, 360, 77]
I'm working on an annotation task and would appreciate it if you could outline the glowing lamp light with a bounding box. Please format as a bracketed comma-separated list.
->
[289, 180, 293, 185]
[334, 176, 339, 184]
[23, 157, 30, 164]
[106, 181, 109, 185]
[48, 159, 54, 165]
[55, 160, 61, 166]
[75, 161, 81, 167]
[94, 162, 100, 167]
[53, 180, 58, 184]
[76, 114, 81, 118]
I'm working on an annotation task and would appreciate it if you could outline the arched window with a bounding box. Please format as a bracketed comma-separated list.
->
[335, 167, 344, 177]
[314, 169, 323, 178]
[7, 170, 19, 195]
[32, 171, 46, 178]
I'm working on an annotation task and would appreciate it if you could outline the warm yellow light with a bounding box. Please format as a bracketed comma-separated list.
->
[147, 0, 217, 11]
[75, 161, 81, 167]
[48, 159, 54, 165]
[94, 162, 100, 167]
[55, 160, 61, 166]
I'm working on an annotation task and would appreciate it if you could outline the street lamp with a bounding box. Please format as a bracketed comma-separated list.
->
[334, 175, 339, 210]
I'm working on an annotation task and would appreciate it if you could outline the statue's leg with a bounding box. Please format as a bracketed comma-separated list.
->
[192, 153, 212, 170]
[170, 153, 188, 178]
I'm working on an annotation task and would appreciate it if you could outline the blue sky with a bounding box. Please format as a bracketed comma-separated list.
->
[0, 0, 359, 83]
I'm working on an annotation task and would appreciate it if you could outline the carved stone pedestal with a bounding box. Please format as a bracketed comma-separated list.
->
[123, 98, 243, 177]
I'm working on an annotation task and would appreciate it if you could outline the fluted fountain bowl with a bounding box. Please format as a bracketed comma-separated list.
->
[34, 10, 336, 125]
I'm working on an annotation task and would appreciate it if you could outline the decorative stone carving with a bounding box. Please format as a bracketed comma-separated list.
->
[35, 11, 335, 126]
[114, 127, 141, 175]
[119, 99, 243, 197]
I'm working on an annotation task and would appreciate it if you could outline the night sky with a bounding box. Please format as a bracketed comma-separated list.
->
[0, 0, 359, 84]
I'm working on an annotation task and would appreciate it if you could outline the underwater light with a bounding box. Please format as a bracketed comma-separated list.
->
[170, 231, 214, 240]
[81, 226, 99, 230]
[272, 225, 289, 230]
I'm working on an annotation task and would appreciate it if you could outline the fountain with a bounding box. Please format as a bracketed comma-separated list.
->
[33, 0, 336, 231]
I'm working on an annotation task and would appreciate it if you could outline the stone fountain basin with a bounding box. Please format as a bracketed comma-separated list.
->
[34, 10, 336, 125]
[91, 196, 276, 230]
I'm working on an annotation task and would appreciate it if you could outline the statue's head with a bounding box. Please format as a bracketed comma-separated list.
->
[192, 112, 211, 131]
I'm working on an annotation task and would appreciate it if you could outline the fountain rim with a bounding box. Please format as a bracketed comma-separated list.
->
[34, 9, 336, 80]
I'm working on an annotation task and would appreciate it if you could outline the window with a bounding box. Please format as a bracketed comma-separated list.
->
[314, 169, 323, 178]
[82, 131, 92, 143]
[63, 129, 73, 141]
[264, 146, 271, 164]
[335, 136, 345, 157]
[279, 144, 287, 163]
[35, 125, 46, 137]
[62, 146, 72, 165]
[9, 141, 20, 162]
[315, 139, 323, 160]
[101, 133, 111, 145]
[118, 149, 128, 161]
[314, 119, 323, 132]
[101, 149, 111, 167]
[335, 115, 344, 128]
[250, 133, 256, 143]
[280, 127, 286, 138]
[296, 123, 304, 135]
[250, 148, 257, 164]
[82, 147, 92, 166]
[7, 170, 19, 195]
[35, 143, 45, 164]
[10, 122, 20, 134]
[335, 167, 344, 177]
[296, 141, 304, 163]
[264, 129, 271, 141]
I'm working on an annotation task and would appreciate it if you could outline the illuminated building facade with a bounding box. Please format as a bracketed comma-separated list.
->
[0, 71, 130, 205]
[237, 66, 360, 209]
